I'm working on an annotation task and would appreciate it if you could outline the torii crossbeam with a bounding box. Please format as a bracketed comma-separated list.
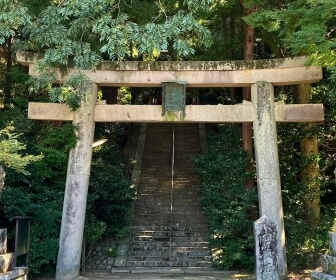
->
[17, 53, 323, 280]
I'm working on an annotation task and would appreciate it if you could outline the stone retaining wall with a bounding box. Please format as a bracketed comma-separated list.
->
[0, 228, 28, 280]
[85, 238, 117, 271]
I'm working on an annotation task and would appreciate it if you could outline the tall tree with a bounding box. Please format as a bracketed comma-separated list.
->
[241, 0, 258, 190]
[0, 0, 31, 109]
[270, 0, 335, 228]
[244, 0, 336, 227]
[294, 84, 320, 227]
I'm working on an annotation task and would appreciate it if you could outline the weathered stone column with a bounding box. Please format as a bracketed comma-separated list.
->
[56, 83, 98, 280]
[251, 81, 287, 279]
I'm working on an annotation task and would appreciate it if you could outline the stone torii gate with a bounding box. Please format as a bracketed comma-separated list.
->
[17, 54, 323, 280]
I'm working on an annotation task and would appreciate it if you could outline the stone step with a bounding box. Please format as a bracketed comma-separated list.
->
[134, 204, 203, 209]
[133, 206, 171, 211]
[139, 181, 200, 186]
[138, 177, 199, 181]
[0, 229, 7, 254]
[134, 206, 204, 212]
[135, 198, 201, 203]
[128, 245, 169, 252]
[128, 247, 210, 256]
[133, 219, 208, 225]
[133, 220, 209, 226]
[171, 231, 208, 237]
[132, 229, 208, 237]
[134, 215, 207, 224]
[131, 236, 171, 242]
[131, 236, 208, 242]
[129, 241, 210, 248]
[133, 209, 172, 215]
[171, 247, 211, 254]
[171, 241, 210, 247]
[132, 222, 208, 228]
[137, 197, 202, 204]
[139, 174, 199, 178]
[132, 226, 208, 232]
[127, 255, 212, 262]
[126, 261, 170, 267]
[128, 250, 170, 257]
[137, 187, 201, 193]
[126, 260, 212, 267]
[136, 193, 201, 198]
[322, 255, 336, 276]
[0, 267, 28, 280]
[133, 219, 171, 225]
[132, 231, 170, 237]
[311, 271, 336, 279]
[136, 201, 203, 206]
[0, 253, 14, 274]
[138, 176, 199, 180]
[171, 237, 209, 242]
[134, 212, 207, 218]
[125, 123, 211, 269]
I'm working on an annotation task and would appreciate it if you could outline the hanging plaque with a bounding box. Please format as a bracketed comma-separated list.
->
[162, 82, 186, 116]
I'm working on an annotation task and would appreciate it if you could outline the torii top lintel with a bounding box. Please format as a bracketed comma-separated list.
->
[17, 53, 322, 87]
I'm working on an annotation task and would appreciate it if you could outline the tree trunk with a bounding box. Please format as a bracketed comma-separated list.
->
[241, 3, 257, 190]
[295, 84, 320, 227]
[3, 37, 12, 110]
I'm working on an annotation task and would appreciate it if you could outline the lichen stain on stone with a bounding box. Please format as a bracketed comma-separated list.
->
[98, 62, 121, 71]
[65, 182, 79, 219]
[329, 262, 336, 274]
[256, 82, 272, 127]
[96, 57, 294, 72]
[164, 111, 177, 121]
[163, 111, 184, 121]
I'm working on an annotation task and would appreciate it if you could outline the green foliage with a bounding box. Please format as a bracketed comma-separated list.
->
[277, 121, 335, 268]
[243, 9, 280, 33]
[0, 0, 31, 44]
[0, 126, 43, 175]
[280, 0, 336, 58]
[106, 247, 119, 258]
[87, 123, 135, 239]
[84, 218, 107, 244]
[244, 0, 336, 75]
[117, 87, 132, 105]
[194, 124, 256, 270]
[48, 72, 93, 110]
[275, 81, 336, 268]
[1, 120, 134, 276]
[33, 123, 77, 180]
[0, 123, 74, 275]
[13, 0, 213, 66]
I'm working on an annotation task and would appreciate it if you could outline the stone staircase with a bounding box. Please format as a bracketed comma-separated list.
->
[311, 232, 336, 279]
[0, 228, 28, 280]
[127, 123, 212, 268]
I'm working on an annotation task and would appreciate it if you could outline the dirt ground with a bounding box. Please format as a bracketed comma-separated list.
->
[33, 269, 314, 280]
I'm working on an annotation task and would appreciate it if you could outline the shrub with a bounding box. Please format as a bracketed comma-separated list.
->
[194, 124, 257, 270]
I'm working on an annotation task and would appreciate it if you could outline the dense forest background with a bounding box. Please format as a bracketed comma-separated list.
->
[0, 0, 336, 276]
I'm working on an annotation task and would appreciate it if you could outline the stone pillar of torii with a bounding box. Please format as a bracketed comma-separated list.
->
[17, 54, 323, 280]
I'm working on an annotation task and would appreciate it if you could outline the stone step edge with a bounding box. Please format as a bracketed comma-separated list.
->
[0, 267, 28, 280]
[0, 253, 14, 274]
[322, 255, 336, 276]
[111, 267, 239, 274]
[311, 271, 336, 280]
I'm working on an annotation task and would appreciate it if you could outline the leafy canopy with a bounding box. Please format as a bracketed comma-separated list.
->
[244, 0, 336, 75]
[13, 0, 214, 69]
[0, 0, 30, 44]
